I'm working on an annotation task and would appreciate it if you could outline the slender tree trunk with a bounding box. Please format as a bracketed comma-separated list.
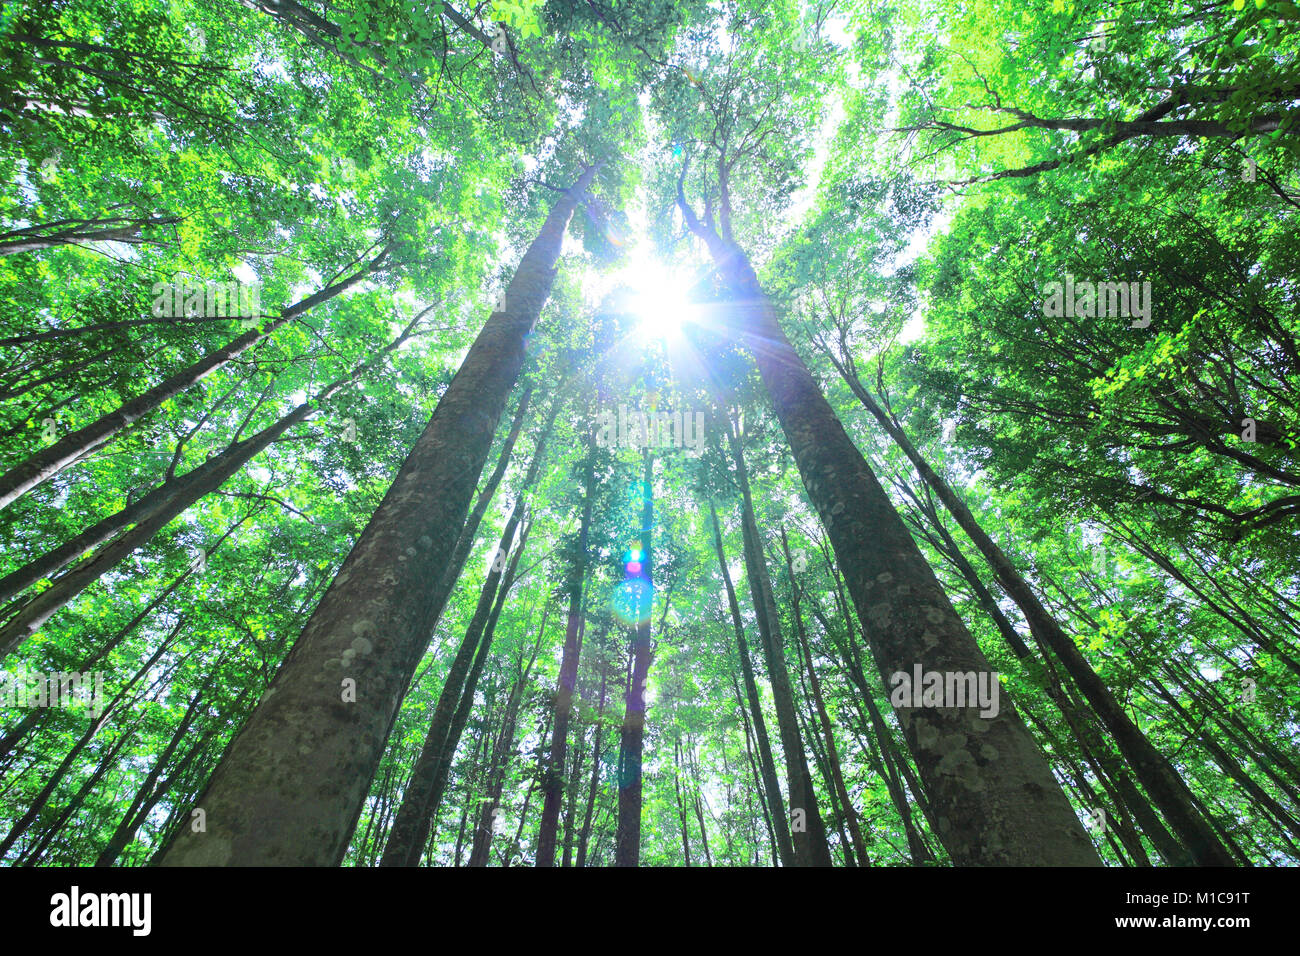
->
[1149, 679, 1300, 842]
[537, 436, 595, 864]
[784, 530, 871, 865]
[576, 669, 607, 868]
[615, 450, 654, 866]
[0, 314, 422, 658]
[805, 569, 937, 864]
[94, 691, 244, 867]
[678, 195, 1098, 864]
[92, 687, 207, 865]
[673, 738, 693, 866]
[0, 625, 181, 857]
[380, 505, 534, 866]
[726, 423, 833, 866]
[796, 690, 852, 866]
[159, 168, 597, 866]
[832, 354, 1234, 866]
[709, 500, 795, 865]
[0, 551, 201, 765]
[0, 244, 390, 510]
[421, 524, 544, 830]
[354, 764, 393, 866]
[0, 213, 180, 256]
[469, 660, 537, 867]
[734, 673, 780, 866]
[15, 730, 136, 864]
[500, 709, 552, 867]
[426, 385, 533, 637]
[687, 742, 713, 866]
[561, 722, 585, 867]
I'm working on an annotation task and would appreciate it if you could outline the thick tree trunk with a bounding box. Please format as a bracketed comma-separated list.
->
[678, 198, 1099, 865]
[158, 168, 596, 866]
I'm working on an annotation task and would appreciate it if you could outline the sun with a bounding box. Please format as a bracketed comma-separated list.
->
[623, 259, 694, 340]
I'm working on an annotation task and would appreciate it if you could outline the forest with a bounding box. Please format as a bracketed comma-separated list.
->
[0, 0, 1297, 870]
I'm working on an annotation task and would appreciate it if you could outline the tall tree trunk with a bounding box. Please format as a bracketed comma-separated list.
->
[468, 648, 540, 867]
[14, 730, 136, 864]
[575, 669, 607, 868]
[677, 192, 1099, 865]
[733, 672, 781, 865]
[784, 530, 871, 866]
[561, 722, 585, 867]
[94, 689, 248, 867]
[537, 435, 595, 865]
[687, 742, 714, 866]
[0, 243, 391, 510]
[91, 687, 208, 865]
[726, 422, 834, 866]
[0, 549, 204, 766]
[424, 385, 533, 640]
[673, 738, 694, 866]
[795, 687, 852, 866]
[0, 623, 181, 858]
[709, 500, 794, 865]
[805, 566, 937, 864]
[615, 450, 654, 867]
[500, 708, 552, 867]
[158, 167, 597, 867]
